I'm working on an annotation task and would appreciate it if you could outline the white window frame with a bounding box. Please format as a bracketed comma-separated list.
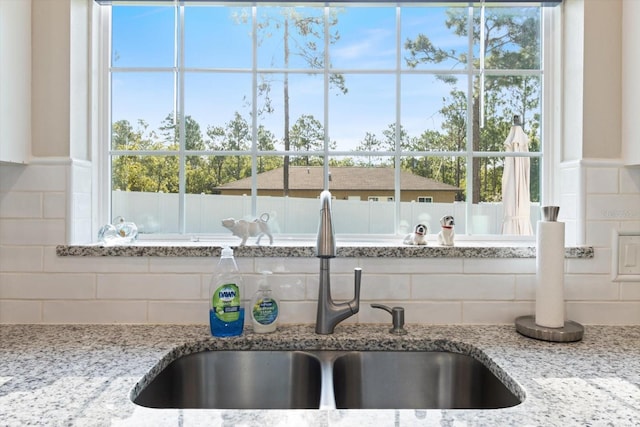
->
[95, 2, 559, 242]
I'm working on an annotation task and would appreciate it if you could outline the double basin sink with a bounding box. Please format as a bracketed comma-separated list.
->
[133, 350, 522, 410]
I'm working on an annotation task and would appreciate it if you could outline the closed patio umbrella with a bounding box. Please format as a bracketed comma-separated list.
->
[501, 116, 533, 235]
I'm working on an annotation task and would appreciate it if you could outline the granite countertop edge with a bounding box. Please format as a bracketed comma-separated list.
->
[1, 323, 638, 426]
[55, 243, 594, 259]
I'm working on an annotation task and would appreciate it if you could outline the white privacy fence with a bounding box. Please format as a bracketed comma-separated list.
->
[112, 191, 541, 236]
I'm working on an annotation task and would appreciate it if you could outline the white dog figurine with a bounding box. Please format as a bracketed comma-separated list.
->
[222, 213, 273, 246]
[403, 223, 428, 245]
[437, 215, 455, 246]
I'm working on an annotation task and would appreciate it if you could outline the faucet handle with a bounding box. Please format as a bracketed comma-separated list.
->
[371, 303, 407, 335]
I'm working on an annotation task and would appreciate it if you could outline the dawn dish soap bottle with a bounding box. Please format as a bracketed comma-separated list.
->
[209, 246, 244, 337]
[250, 271, 279, 333]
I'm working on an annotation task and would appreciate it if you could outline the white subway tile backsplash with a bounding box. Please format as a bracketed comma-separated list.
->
[404, 302, 463, 324]
[43, 192, 66, 218]
[619, 166, 640, 194]
[360, 257, 464, 274]
[149, 257, 215, 274]
[463, 258, 535, 274]
[559, 193, 578, 220]
[559, 165, 579, 194]
[359, 274, 411, 300]
[566, 302, 640, 324]
[0, 246, 43, 272]
[585, 221, 619, 248]
[278, 301, 316, 323]
[515, 274, 536, 300]
[411, 274, 515, 300]
[620, 282, 640, 300]
[0, 219, 66, 245]
[0, 164, 67, 192]
[43, 247, 149, 273]
[0, 300, 42, 323]
[586, 168, 619, 193]
[564, 274, 618, 300]
[97, 274, 201, 300]
[148, 301, 208, 324]
[587, 194, 640, 221]
[566, 248, 611, 274]
[463, 301, 534, 324]
[254, 257, 316, 274]
[0, 273, 95, 299]
[0, 192, 42, 218]
[1, 161, 639, 325]
[43, 300, 148, 323]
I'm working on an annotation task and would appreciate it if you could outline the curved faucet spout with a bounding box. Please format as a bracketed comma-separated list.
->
[316, 190, 336, 258]
[314, 190, 362, 334]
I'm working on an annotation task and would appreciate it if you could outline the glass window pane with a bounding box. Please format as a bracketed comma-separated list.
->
[400, 155, 466, 235]
[330, 74, 395, 152]
[479, 75, 541, 152]
[111, 5, 175, 68]
[256, 73, 324, 149]
[111, 155, 180, 233]
[331, 6, 396, 70]
[256, 5, 326, 70]
[111, 72, 175, 149]
[474, 6, 541, 70]
[402, 5, 469, 71]
[401, 74, 468, 150]
[185, 72, 253, 143]
[185, 5, 252, 68]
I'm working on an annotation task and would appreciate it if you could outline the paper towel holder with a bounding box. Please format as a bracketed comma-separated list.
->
[515, 205, 585, 343]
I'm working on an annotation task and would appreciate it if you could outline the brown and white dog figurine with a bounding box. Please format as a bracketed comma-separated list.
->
[437, 215, 455, 246]
[222, 213, 273, 246]
[403, 223, 428, 245]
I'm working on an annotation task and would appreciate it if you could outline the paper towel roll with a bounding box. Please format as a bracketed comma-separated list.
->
[535, 220, 565, 328]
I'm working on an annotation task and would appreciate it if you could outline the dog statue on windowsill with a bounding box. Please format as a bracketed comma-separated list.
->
[437, 215, 455, 246]
[403, 223, 428, 245]
[222, 213, 273, 246]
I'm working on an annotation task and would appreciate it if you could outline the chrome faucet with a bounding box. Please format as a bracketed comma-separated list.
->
[315, 190, 362, 334]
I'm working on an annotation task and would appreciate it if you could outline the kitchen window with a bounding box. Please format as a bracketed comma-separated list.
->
[99, 1, 557, 239]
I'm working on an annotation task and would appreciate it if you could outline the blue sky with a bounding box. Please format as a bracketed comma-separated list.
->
[110, 4, 473, 150]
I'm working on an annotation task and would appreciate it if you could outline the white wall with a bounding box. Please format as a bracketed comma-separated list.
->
[0, 0, 639, 325]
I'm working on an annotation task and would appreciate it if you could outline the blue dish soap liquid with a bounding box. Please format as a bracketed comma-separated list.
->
[209, 246, 244, 337]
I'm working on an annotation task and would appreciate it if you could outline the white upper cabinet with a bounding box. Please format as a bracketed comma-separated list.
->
[0, 0, 31, 164]
[622, 0, 640, 166]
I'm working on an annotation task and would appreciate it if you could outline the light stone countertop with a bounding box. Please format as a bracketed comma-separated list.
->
[56, 241, 594, 258]
[1, 324, 638, 426]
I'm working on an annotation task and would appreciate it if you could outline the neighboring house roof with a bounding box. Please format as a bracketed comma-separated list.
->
[217, 166, 460, 191]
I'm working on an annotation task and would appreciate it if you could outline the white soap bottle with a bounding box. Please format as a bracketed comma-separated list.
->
[250, 271, 279, 333]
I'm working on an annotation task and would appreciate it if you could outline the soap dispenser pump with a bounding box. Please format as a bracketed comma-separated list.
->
[250, 271, 279, 333]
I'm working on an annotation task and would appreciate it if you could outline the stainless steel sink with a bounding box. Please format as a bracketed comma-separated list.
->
[132, 350, 522, 410]
[332, 351, 521, 409]
[133, 351, 322, 409]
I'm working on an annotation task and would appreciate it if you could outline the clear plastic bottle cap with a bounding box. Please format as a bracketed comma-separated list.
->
[221, 246, 234, 257]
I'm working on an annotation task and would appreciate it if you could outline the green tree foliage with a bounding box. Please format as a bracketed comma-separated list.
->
[290, 114, 333, 166]
[404, 6, 541, 203]
[240, 6, 347, 194]
[111, 119, 179, 193]
[112, 6, 542, 204]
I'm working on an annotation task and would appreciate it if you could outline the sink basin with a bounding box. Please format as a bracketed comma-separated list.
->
[133, 351, 322, 409]
[132, 349, 522, 410]
[332, 351, 521, 409]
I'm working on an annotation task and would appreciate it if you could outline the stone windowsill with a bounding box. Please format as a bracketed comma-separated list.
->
[56, 240, 594, 259]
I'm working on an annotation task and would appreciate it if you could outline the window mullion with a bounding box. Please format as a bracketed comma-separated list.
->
[465, 4, 475, 235]
[251, 5, 258, 217]
[176, 2, 187, 234]
[394, 4, 401, 234]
